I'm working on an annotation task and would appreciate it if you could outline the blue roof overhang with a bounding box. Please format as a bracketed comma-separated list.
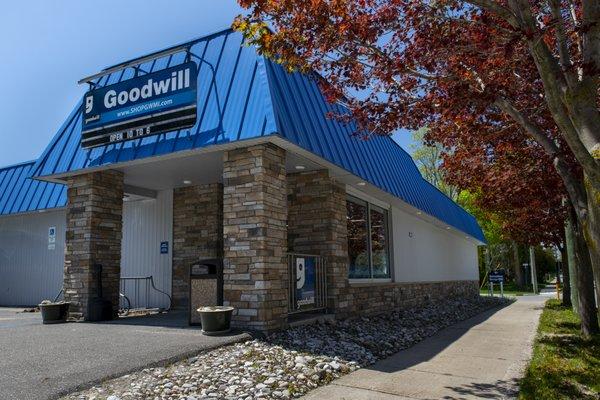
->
[29, 132, 485, 245]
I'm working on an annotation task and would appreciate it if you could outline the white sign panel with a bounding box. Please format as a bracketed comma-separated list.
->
[48, 226, 56, 250]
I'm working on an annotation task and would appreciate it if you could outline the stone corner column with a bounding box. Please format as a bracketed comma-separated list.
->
[223, 143, 288, 332]
[63, 170, 124, 320]
[286, 169, 350, 315]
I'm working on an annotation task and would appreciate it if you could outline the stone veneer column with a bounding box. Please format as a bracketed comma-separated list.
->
[172, 184, 223, 309]
[222, 143, 288, 331]
[63, 170, 124, 320]
[287, 170, 350, 312]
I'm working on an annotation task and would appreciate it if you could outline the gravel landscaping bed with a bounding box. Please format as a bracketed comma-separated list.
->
[64, 296, 510, 400]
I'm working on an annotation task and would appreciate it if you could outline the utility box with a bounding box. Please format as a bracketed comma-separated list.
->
[189, 258, 223, 326]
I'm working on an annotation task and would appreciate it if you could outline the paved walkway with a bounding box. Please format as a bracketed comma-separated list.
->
[302, 296, 545, 400]
[0, 308, 250, 400]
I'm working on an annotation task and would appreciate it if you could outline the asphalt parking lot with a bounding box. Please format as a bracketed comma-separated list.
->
[0, 307, 250, 400]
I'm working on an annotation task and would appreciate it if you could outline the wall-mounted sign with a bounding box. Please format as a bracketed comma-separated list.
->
[48, 226, 56, 250]
[160, 241, 169, 255]
[81, 62, 198, 149]
[296, 257, 316, 308]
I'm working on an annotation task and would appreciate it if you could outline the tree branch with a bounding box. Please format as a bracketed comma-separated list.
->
[495, 97, 560, 156]
[464, 0, 520, 28]
[505, 0, 600, 188]
[581, 0, 600, 78]
[494, 97, 589, 211]
[548, 0, 578, 88]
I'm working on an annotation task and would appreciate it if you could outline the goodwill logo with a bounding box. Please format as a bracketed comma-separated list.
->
[296, 257, 316, 308]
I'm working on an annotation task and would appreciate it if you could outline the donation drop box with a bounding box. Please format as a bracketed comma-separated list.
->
[189, 258, 224, 326]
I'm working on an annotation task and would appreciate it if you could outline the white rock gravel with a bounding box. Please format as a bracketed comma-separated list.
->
[64, 296, 509, 400]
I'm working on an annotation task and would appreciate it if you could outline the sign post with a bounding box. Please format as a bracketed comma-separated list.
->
[529, 247, 539, 294]
[489, 272, 505, 298]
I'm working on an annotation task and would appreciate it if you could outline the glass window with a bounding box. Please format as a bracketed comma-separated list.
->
[347, 200, 370, 279]
[346, 197, 390, 280]
[370, 206, 389, 278]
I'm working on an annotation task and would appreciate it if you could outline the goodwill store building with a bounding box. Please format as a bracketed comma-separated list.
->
[0, 29, 485, 331]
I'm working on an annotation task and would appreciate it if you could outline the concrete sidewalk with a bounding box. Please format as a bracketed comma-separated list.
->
[302, 296, 545, 400]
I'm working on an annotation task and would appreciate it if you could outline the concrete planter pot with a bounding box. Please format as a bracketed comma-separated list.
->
[39, 301, 70, 324]
[197, 306, 234, 335]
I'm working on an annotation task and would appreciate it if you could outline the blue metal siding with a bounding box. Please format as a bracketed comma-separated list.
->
[0, 162, 66, 216]
[23, 28, 483, 242]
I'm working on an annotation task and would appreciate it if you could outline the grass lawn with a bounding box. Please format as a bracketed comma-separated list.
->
[519, 299, 600, 399]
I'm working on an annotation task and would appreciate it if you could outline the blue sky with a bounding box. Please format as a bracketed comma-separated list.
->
[0, 0, 413, 167]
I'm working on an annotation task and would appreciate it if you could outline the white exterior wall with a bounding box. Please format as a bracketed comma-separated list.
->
[391, 206, 479, 282]
[0, 210, 66, 306]
[346, 186, 479, 284]
[0, 190, 174, 308]
[120, 189, 173, 309]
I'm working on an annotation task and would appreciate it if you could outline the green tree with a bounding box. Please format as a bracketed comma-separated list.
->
[410, 128, 459, 202]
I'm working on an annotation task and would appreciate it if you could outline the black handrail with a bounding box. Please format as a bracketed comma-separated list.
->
[119, 276, 172, 311]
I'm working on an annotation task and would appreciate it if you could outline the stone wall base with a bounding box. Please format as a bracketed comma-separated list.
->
[333, 280, 479, 319]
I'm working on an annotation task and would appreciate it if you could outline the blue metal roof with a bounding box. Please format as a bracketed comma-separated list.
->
[0, 161, 66, 216]
[24, 28, 484, 242]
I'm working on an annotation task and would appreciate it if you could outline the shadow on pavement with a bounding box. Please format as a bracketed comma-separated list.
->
[443, 378, 520, 399]
[367, 305, 506, 374]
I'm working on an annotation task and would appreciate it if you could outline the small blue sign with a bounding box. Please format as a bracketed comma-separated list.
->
[160, 241, 169, 255]
[489, 273, 504, 283]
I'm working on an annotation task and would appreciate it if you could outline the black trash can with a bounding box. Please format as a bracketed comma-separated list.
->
[87, 263, 113, 322]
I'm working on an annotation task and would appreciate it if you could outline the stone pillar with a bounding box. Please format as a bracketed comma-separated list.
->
[287, 170, 349, 312]
[64, 170, 124, 320]
[223, 144, 288, 331]
[172, 184, 223, 309]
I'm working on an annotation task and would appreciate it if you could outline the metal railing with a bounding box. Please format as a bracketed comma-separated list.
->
[119, 276, 171, 312]
[287, 253, 327, 315]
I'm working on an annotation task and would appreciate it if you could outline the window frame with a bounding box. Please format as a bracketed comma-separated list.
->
[346, 195, 392, 282]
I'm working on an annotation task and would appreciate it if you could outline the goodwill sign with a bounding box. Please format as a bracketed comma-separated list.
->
[296, 256, 316, 309]
[81, 62, 197, 149]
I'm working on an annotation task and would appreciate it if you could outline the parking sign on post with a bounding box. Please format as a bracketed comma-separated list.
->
[489, 272, 505, 297]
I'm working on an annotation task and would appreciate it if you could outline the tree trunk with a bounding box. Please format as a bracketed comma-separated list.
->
[565, 217, 579, 314]
[583, 177, 600, 305]
[529, 246, 539, 294]
[570, 206, 600, 337]
[561, 246, 571, 308]
[511, 241, 524, 287]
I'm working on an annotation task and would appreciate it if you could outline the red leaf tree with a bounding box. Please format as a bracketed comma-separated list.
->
[234, 0, 600, 335]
